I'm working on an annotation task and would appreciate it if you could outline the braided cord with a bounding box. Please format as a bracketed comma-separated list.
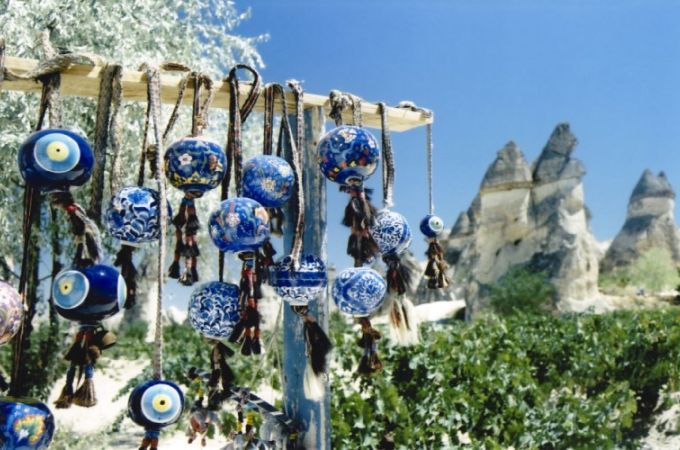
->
[378, 102, 395, 209]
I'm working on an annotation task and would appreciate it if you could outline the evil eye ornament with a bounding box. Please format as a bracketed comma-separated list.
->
[105, 187, 171, 246]
[369, 210, 412, 255]
[164, 137, 225, 197]
[52, 265, 126, 324]
[209, 197, 270, 253]
[332, 267, 387, 317]
[270, 254, 327, 306]
[128, 380, 184, 429]
[188, 282, 240, 338]
[18, 129, 94, 192]
[0, 281, 23, 346]
[317, 126, 380, 185]
[242, 155, 295, 208]
[419, 214, 445, 238]
[0, 397, 55, 450]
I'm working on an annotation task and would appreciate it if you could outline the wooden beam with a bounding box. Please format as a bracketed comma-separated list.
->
[2, 56, 431, 132]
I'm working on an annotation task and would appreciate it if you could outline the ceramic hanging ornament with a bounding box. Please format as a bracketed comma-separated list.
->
[128, 379, 185, 450]
[52, 264, 125, 408]
[320, 91, 380, 267]
[0, 281, 22, 391]
[0, 397, 55, 449]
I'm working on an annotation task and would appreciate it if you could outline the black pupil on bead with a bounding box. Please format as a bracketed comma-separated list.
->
[160, 400, 165, 405]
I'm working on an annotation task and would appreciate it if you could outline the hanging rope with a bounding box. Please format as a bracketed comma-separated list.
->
[287, 80, 305, 268]
[397, 101, 434, 214]
[378, 102, 395, 209]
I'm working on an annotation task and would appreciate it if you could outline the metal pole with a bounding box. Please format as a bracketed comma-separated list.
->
[283, 107, 330, 449]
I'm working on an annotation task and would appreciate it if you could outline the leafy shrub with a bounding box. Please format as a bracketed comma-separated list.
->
[489, 266, 556, 316]
[629, 248, 680, 293]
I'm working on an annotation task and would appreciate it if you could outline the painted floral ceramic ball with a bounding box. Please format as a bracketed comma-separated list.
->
[0, 397, 55, 450]
[188, 282, 240, 338]
[242, 155, 295, 208]
[164, 136, 225, 197]
[270, 254, 327, 305]
[317, 126, 380, 185]
[105, 186, 171, 246]
[52, 265, 126, 324]
[18, 128, 94, 192]
[332, 267, 386, 317]
[0, 281, 23, 346]
[369, 210, 412, 255]
[128, 380, 184, 430]
[209, 197, 270, 253]
[419, 214, 445, 238]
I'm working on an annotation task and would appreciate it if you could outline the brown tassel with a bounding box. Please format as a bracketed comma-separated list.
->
[230, 253, 262, 356]
[425, 239, 449, 289]
[54, 366, 76, 409]
[356, 317, 382, 376]
[114, 244, 137, 308]
[170, 196, 201, 285]
[341, 186, 379, 266]
[72, 366, 96, 407]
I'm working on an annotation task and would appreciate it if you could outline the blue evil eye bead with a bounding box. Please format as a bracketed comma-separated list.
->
[209, 197, 270, 253]
[128, 380, 184, 429]
[18, 128, 94, 192]
[369, 210, 412, 255]
[188, 282, 240, 338]
[270, 254, 327, 305]
[0, 281, 23, 346]
[332, 267, 386, 317]
[242, 155, 295, 208]
[52, 265, 126, 324]
[164, 136, 226, 197]
[419, 214, 445, 238]
[317, 126, 380, 185]
[0, 397, 55, 450]
[105, 186, 171, 246]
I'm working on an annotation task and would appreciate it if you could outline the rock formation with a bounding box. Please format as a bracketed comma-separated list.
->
[444, 123, 601, 315]
[601, 170, 680, 272]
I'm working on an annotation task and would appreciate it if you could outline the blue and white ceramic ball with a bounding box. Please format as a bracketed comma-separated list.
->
[0, 397, 55, 450]
[128, 380, 184, 430]
[209, 197, 270, 253]
[18, 128, 94, 192]
[332, 267, 386, 317]
[0, 281, 23, 346]
[419, 214, 445, 238]
[52, 265, 126, 324]
[317, 126, 380, 185]
[270, 254, 327, 305]
[242, 155, 295, 208]
[105, 187, 171, 246]
[369, 210, 412, 255]
[188, 282, 240, 338]
[164, 136, 225, 197]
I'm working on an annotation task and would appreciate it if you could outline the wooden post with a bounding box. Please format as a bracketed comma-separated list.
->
[283, 107, 330, 449]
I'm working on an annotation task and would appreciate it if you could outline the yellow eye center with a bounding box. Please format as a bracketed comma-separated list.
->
[59, 280, 73, 295]
[46, 142, 70, 161]
[152, 394, 172, 412]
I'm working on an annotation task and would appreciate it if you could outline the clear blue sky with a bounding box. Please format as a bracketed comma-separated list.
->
[236, 0, 680, 268]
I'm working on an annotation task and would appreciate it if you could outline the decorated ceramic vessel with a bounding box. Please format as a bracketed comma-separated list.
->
[105, 186, 171, 246]
[164, 137, 225, 197]
[270, 254, 327, 306]
[242, 155, 295, 208]
[317, 125, 380, 185]
[0, 397, 55, 450]
[128, 380, 184, 430]
[52, 265, 126, 324]
[369, 210, 412, 255]
[0, 281, 23, 346]
[18, 128, 94, 192]
[188, 282, 240, 339]
[419, 214, 445, 238]
[208, 197, 270, 253]
[332, 267, 386, 317]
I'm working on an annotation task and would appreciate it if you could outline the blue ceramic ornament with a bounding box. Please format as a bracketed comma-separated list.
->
[270, 255, 327, 305]
[419, 214, 445, 238]
[52, 264, 126, 324]
[128, 379, 184, 449]
[0, 281, 22, 346]
[209, 197, 270, 253]
[317, 126, 380, 185]
[332, 267, 386, 317]
[105, 186, 171, 246]
[188, 282, 240, 338]
[164, 137, 225, 197]
[242, 155, 295, 208]
[370, 210, 412, 255]
[0, 397, 55, 450]
[18, 128, 94, 192]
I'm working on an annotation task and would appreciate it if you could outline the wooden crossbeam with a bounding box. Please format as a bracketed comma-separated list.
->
[2, 56, 431, 132]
